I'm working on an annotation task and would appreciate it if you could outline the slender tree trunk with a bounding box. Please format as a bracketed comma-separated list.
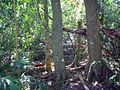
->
[13, 0, 18, 59]
[84, 0, 102, 77]
[43, 0, 52, 71]
[51, 0, 65, 87]
[74, 21, 83, 66]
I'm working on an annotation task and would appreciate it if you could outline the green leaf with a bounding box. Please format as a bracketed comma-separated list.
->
[1, 76, 20, 90]
[25, 14, 29, 22]
[107, 0, 113, 5]
[14, 59, 30, 69]
[5, 79, 20, 90]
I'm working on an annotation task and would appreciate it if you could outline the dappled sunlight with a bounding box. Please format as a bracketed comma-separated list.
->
[0, 0, 120, 90]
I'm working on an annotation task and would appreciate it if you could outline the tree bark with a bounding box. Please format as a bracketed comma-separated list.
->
[51, 0, 65, 81]
[84, 0, 102, 78]
[43, 0, 52, 71]
[13, 0, 18, 59]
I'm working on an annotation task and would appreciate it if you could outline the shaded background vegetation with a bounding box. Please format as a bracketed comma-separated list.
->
[0, 0, 120, 90]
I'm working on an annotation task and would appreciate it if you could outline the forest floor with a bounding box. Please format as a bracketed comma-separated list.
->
[1, 49, 120, 90]
[24, 56, 120, 90]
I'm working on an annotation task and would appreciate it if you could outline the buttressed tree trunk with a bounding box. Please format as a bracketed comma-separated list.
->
[51, 0, 65, 80]
[84, 0, 102, 79]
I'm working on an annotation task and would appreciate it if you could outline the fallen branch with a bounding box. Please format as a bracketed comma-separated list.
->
[77, 73, 90, 90]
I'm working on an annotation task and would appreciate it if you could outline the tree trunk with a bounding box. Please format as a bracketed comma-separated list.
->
[13, 0, 18, 59]
[84, 0, 102, 79]
[43, 0, 52, 71]
[74, 21, 83, 66]
[51, 0, 65, 87]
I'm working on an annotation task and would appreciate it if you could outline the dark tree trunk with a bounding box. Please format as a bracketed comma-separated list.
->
[84, 0, 102, 81]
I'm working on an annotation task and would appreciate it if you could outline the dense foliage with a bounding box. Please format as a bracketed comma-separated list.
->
[0, 0, 120, 90]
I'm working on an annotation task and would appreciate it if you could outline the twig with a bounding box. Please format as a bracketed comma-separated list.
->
[77, 73, 90, 90]
[41, 8, 53, 20]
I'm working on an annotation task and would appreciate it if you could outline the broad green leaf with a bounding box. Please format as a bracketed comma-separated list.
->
[1, 76, 20, 90]
[5, 79, 20, 90]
